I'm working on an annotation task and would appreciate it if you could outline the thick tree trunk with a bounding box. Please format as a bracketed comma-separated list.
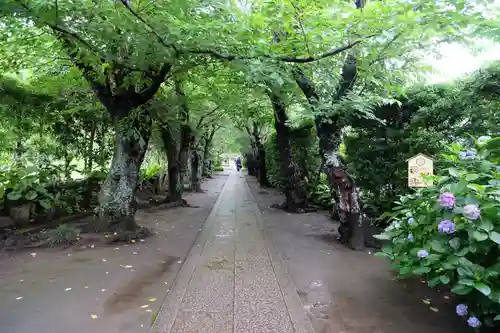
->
[95, 115, 151, 232]
[267, 90, 307, 212]
[294, 64, 365, 250]
[162, 127, 183, 202]
[320, 129, 364, 250]
[257, 145, 268, 187]
[190, 148, 203, 192]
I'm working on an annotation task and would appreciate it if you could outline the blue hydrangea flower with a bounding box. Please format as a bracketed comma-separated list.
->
[463, 204, 480, 220]
[417, 249, 428, 258]
[438, 220, 455, 234]
[438, 192, 455, 209]
[467, 316, 481, 328]
[407, 233, 414, 242]
[407, 217, 415, 224]
[477, 136, 491, 145]
[459, 149, 476, 160]
[456, 304, 468, 316]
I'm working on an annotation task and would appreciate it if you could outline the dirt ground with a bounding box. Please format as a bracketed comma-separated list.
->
[0, 173, 229, 333]
[246, 176, 474, 333]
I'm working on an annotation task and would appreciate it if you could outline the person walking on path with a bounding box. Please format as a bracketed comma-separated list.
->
[235, 156, 242, 171]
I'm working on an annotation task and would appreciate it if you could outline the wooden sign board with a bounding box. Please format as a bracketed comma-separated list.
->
[407, 153, 433, 188]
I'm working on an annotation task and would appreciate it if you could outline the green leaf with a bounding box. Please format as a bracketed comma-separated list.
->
[6, 191, 22, 201]
[465, 173, 479, 181]
[430, 240, 447, 253]
[478, 220, 494, 232]
[489, 231, 500, 244]
[448, 167, 459, 177]
[474, 282, 491, 296]
[413, 266, 431, 275]
[494, 315, 500, 321]
[473, 231, 488, 242]
[39, 199, 52, 210]
[449, 238, 460, 250]
[439, 275, 450, 284]
[373, 233, 391, 240]
[451, 284, 474, 295]
[25, 190, 37, 201]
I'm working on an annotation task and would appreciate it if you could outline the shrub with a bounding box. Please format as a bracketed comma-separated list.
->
[213, 166, 224, 172]
[375, 136, 500, 329]
[46, 224, 80, 247]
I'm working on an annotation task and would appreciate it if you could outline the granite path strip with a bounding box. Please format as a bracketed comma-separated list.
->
[150, 171, 313, 333]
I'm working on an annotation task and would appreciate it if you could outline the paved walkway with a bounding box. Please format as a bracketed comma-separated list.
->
[151, 172, 313, 333]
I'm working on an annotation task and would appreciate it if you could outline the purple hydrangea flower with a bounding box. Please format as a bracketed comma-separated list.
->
[407, 233, 414, 242]
[463, 204, 480, 220]
[407, 217, 415, 224]
[417, 249, 428, 258]
[456, 304, 468, 316]
[459, 149, 477, 160]
[438, 192, 455, 209]
[438, 220, 455, 234]
[467, 316, 481, 328]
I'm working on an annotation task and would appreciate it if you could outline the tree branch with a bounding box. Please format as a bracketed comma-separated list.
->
[119, 0, 178, 54]
[196, 105, 220, 129]
[191, 38, 371, 63]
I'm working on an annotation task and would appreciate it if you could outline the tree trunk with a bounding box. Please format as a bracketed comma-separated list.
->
[294, 63, 365, 250]
[257, 145, 268, 187]
[161, 126, 183, 202]
[190, 148, 203, 192]
[320, 129, 364, 250]
[95, 113, 151, 232]
[267, 90, 307, 212]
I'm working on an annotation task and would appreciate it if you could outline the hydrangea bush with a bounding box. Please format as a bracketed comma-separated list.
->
[375, 136, 500, 330]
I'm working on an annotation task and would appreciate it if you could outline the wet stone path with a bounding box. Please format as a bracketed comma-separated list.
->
[151, 171, 313, 333]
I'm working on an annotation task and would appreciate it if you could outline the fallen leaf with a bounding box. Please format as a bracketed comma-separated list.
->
[113, 248, 120, 251]
[430, 307, 439, 312]
[106, 272, 109, 275]
[65, 288, 72, 291]
[130, 269, 136, 272]
[90, 245, 95, 249]
[113, 232, 117, 236]
[140, 304, 149, 309]
[20, 280, 24, 283]
[102, 258, 107, 262]
[131, 240, 136, 243]
[164, 282, 168, 285]
[67, 254, 72, 257]
[104, 235, 109, 238]
[148, 298, 157, 302]
[90, 314, 98, 319]
[30, 253, 36, 257]
[177, 260, 182, 264]
[141, 324, 144, 327]
[146, 309, 152, 313]
[101, 289, 107, 292]
[132, 252, 138, 255]
[443, 295, 450, 300]
[84, 286, 89, 289]
[16, 296, 23, 300]
[421, 299, 431, 305]
[125, 265, 133, 268]
[140, 239, 144, 242]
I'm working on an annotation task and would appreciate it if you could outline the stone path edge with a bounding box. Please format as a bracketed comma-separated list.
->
[149, 175, 231, 333]
[243, 179, 315, 333]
